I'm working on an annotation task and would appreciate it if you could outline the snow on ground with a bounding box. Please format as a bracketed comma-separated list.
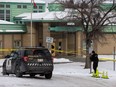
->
[53, 60, 116, 79]
[0, 55, 116, 81]
[53, 58, 71, 63]
[53, 55, 116, 81]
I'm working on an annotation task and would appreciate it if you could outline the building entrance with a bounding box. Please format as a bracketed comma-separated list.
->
[51, 32, 76, 56]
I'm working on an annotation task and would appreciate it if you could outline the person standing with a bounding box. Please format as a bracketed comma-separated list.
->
[90, 51, 99, 73]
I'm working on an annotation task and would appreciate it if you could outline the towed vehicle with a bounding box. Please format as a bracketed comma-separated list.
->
[2, 47, 54, 79]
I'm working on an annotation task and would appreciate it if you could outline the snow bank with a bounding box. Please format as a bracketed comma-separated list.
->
[53, 58, 72, 63]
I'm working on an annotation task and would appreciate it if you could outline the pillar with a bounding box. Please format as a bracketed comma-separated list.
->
[42, 23, 50, 48]
[76, 31, 82, 56]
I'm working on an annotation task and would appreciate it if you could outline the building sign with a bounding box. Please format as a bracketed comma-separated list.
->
[46, 37, 53, 43]
[67, 22, 75, 26]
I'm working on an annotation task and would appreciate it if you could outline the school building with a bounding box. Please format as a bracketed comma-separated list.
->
[0, 0, 116, 57]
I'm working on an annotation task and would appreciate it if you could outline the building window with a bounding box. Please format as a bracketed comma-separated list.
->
[6, 4, 10, 8]
[20, 21, 22, 24]
[0, 10, 4, 13]
[39, 6, 43, 9]
[0, 41, 3, 54]
[0, 8, 10, 21]
[33, 6, 37, 9]
[17, 5, 21, 8]
[6, 10, 10, 21]
[23, 5, 27, 9]
[0, 10, 4, 20]
[14, 40, 21, 48]
[15, 21, 24, 24]
[6, 16, 10, 21]
[0, 41, 3, 48]
[39, 10, 43, 12]
[0, 4, 4, 8]
[33, 11, 37, 13]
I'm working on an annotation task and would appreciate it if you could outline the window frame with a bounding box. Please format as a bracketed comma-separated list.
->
[23, 5, 27, 9]
[17, 5, 21, 8]
[14, 40, 21, 48]
[6, 4, 10, 8]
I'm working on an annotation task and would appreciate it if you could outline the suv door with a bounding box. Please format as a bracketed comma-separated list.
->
[6, 51, 19, 72]
[6, 58, 12, 71]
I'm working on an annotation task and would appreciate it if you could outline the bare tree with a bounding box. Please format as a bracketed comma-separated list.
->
[56, 0, 116, 68]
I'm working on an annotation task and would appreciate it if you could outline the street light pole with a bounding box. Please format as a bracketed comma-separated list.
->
[30, 0, 33, 47]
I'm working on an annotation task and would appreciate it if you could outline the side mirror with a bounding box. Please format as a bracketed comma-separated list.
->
[5, 55, 10, 58]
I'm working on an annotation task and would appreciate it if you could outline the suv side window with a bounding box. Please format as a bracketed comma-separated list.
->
[10, 51, 19, 58]
[18, 50, 25, 58]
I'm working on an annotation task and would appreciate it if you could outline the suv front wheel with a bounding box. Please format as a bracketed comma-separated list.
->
[45, 72, 52, 79]
[2, 61, 9, 75]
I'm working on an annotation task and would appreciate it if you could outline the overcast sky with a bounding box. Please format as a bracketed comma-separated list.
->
[44, 0, 113, 3]
[44, 0, 55, 3]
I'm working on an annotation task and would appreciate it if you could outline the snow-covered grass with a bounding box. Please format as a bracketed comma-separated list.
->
[53, 55, 116, 81]
[53, 58, 72, 63]
[99, 55, 116, 59]
[53, 59, 116, 78]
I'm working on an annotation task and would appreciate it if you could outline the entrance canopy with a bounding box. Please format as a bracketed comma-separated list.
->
[49, 26, 81, 32]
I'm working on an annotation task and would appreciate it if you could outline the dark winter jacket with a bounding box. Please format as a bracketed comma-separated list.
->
[90, 53, 99, 62]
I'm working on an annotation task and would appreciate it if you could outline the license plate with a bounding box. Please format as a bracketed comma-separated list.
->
[37, 59, 43, 62]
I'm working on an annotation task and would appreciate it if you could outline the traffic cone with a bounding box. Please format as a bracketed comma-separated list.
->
[104, 71, 109, 79]
[101, 71, 105, 78]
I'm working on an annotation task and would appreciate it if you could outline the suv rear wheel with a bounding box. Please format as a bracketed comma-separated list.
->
[15, 65, 22, 77]
[45, 72, 52, 79]
[2, 67, 9, 75]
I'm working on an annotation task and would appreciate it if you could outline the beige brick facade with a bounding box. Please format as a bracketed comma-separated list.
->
[0, 22, 116, 57]
[96, 34, 116, 54]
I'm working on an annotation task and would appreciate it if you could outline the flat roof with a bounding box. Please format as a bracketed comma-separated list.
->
[0, 0, 45, 4]
[18, 11, 69, 22]
[0, 20, 15, 24]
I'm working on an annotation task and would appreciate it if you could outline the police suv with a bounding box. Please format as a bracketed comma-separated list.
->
[2, 47, 54, 79]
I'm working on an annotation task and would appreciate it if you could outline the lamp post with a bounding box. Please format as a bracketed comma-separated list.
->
[30, 0, 33, 47]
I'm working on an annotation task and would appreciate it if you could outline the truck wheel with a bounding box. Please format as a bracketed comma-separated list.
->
[15, 65, 22, 77]
[45, 72, 52, 79]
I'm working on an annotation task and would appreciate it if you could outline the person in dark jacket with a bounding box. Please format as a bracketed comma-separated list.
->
[90, 51, 99, 73]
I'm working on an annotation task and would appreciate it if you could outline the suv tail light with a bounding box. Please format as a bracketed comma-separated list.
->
[23, 56, 29, 62]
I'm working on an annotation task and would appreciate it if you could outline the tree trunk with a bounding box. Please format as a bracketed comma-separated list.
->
[84, 39, 91, 68]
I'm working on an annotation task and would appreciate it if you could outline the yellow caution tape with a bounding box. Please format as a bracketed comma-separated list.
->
[0, 49, 17, 51]
[51, 49, 79, 54]
[99, 58, 116, 61]
[0, 49, 116, 61]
